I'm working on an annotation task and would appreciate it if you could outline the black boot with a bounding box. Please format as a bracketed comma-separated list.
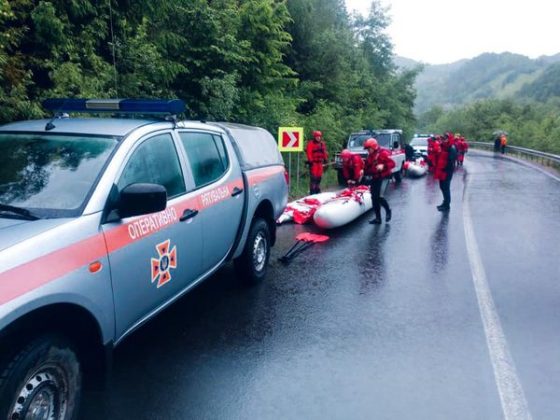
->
[386, 208, 392, 222]
[369, 209, 382, 224]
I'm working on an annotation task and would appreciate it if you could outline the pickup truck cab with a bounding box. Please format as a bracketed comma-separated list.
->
[334, 129, 406, 184]
[0, 99, 288, 419]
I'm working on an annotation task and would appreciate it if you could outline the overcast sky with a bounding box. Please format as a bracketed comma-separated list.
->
[345, 0, 560, 64]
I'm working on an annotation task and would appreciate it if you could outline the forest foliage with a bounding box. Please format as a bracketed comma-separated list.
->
[406, 52, 560, 114]
[417, 99, 560, 154]
[409, 53, 560, 154]
[0, 0, 418, 154]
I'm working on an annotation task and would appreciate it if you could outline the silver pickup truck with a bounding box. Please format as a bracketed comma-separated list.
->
[334, 129, 406, 184]
[0, 99, 288, 419]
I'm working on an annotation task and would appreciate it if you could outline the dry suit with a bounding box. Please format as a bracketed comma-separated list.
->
[306, 139, 328, 194]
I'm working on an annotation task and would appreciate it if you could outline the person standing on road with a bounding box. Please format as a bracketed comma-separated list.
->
[500, 134, 507, 154]
[427, 135, 441, 173]
[456, 135, 468, 166]
[340, 149, 364, 187]
[494, 136, 501, 152]
[306, 130, 329, 194]
[434, 132, 458, 212]
[363, 138, 395, 224]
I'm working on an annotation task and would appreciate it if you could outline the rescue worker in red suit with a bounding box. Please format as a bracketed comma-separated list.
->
[456, 136, 469, 166]
[363, 138, 395, 224]
[500, 134, 507, 154]
[340, 149, 364, 186]
[433, 132, 457, 212]
[306, 130, 329, 194]
[427, 136, 440, 172]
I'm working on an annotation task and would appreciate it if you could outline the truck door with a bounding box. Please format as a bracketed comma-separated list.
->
[177, 131, 244, 273]
[102, 132, 203, 337]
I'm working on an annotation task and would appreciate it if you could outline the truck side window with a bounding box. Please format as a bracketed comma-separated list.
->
[179, 132, 229, 188]
[118, 133, 186, 198]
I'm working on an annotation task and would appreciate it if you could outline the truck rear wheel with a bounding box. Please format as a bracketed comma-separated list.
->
[235, 218, 270, 285]
[0, 335, 82, 420]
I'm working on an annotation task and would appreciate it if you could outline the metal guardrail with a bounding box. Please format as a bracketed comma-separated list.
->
[469, 141, 560, 167]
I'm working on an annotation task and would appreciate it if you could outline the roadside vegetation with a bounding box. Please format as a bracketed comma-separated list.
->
[417, 99, 560, 154]
[0, 0, 417, 152]
[409, 53, 560, 154]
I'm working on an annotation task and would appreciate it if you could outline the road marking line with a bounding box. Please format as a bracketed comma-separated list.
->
[463, 176, 532, 420]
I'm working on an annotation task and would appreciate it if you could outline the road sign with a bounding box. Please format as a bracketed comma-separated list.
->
[278, 127, 304, 152]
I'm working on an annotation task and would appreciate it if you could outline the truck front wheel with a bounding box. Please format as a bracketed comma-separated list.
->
[0, 335, 82, 420]
[235, 218, 271, 285]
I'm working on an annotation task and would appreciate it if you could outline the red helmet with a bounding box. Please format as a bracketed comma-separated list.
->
[340, 149, 352, 159]
[363, 138, 379, 150]
[312, 130, 322, 138]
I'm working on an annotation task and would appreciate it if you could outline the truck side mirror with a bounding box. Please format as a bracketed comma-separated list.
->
[118, 183, 167, 219]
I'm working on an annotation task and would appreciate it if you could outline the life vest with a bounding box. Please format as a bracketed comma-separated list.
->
[365, 149, 395, 179]
[306, 140, 328, 163]
[434, 141, 456, 181]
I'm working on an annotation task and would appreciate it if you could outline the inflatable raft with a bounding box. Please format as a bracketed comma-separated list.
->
[313, 186, 372, 229]
[404, 158, 428, 178]
[276, 191, 337, 225]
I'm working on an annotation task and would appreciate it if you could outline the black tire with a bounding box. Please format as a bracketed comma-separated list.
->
[336, 169, 346, 186]
[234, 218, 271, 285]
[0, 335, 82, 420]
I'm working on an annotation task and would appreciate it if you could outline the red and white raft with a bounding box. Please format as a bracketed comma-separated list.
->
[404, 158, 428, 178]
[313, 186, 372, 229]
[277, 186, 372, 229]
[276, 192, 337, 225]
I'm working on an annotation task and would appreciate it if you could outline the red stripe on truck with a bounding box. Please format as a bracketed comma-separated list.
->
[0, 234, 107, 305]
[247, 166, 285, 186]
[0, 170, 286, 305]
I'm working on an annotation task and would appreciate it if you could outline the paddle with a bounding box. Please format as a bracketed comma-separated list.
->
[279, 232, 330, 264]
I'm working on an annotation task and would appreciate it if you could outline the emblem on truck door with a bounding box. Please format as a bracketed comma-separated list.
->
[151, 239, 177, 288]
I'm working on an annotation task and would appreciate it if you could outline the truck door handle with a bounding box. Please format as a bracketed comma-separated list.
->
[180, 208, 198, 222]
[231, 187, 244, 197]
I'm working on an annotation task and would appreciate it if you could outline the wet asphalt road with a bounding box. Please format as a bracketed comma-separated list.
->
[82, 152, 560, 419]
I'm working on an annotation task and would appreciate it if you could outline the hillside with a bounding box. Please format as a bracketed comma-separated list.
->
[398, 52, 560, 114]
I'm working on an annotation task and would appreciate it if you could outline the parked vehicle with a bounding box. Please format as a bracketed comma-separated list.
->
[334, 129, 406, 185]
[409, 134, 432, 158]
[0, 98, 288, 419]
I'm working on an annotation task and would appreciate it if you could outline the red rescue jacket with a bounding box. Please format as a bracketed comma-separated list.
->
[434, 141, 457, 181]
[341, 154, 364, 182]
[306, 140, 328, 163]
[365, 149, 395, 180]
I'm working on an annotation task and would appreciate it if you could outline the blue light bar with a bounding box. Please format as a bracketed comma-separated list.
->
[42, 98, 186, 115]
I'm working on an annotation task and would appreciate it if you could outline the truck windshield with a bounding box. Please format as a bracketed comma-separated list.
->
[348, 133, 392, 149]
[410, 138, 428, 146]
[0, 133, 117, 217]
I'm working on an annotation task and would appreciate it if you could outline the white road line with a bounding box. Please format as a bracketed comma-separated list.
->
[463, 175, 532, 420]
